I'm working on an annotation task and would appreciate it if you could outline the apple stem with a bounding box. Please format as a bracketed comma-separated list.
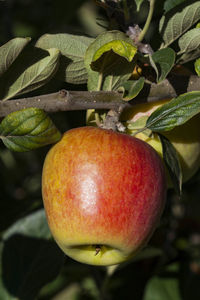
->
[100, 107, 126, 132]
[95, 245, 101, 256]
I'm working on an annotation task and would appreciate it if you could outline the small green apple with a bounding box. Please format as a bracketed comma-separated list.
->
[42, 127, 166, 266]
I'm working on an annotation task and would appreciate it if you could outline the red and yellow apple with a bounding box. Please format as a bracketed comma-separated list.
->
[42, 126, 166, 266]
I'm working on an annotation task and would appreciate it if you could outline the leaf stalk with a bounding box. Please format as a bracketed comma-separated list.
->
[138, 0, 156, 43]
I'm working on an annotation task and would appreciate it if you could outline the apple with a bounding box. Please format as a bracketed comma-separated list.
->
[42, 126, 166, 266]
[121, 99, 200, 183]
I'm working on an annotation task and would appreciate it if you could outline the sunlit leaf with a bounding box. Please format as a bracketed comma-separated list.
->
[0, 108, 61, 152]
[85, 30, 136, 91]
[92, 40, 137, 63]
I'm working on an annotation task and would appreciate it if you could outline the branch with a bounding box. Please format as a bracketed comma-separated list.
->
[0, 90, 128, 118]
[0, 75, 200, 118]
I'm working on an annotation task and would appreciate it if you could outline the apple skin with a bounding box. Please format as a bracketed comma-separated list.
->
[42, 127, 166, 266]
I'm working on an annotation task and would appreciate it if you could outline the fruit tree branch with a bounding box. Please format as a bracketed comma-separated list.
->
[0, 75, 200, 118]
[0, 90, 127, 118]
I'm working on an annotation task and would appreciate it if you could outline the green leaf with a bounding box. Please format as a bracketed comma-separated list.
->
[150, 48, 176, 83]
[178, 28, 200, 54]
[134, 0, 145, 11]
[127, 116, 148, 130]
[159, 1, 200, 48]
[159, 134, 182, 195]
[146, 91, 200, 132]
[0, 47, 60, 101]
[127, 116, 152, 137]
[0, 108, 62, 152]
[132, 247, 163, 262]
[85, 30, 137, 91]
[195, 58, 200, 76]
[117, 246, 163, 271]
[118, 77, 145, 101]
[143, 264, 181, 300]
[0, 37, 31, 77]
[36, 33, 94, 84]
[2, 209, 51, 241]
[164, 0, 186, 13]
[92, 40, 137, 63]
[177, 48, 200, 64]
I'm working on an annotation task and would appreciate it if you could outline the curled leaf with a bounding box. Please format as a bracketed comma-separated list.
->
[85, 31, 137, 91]
[159, 134, 182, 195]
[92, 40, 137, 63]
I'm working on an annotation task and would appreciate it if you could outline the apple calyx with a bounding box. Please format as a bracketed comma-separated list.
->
[94, 245, 101, 256]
